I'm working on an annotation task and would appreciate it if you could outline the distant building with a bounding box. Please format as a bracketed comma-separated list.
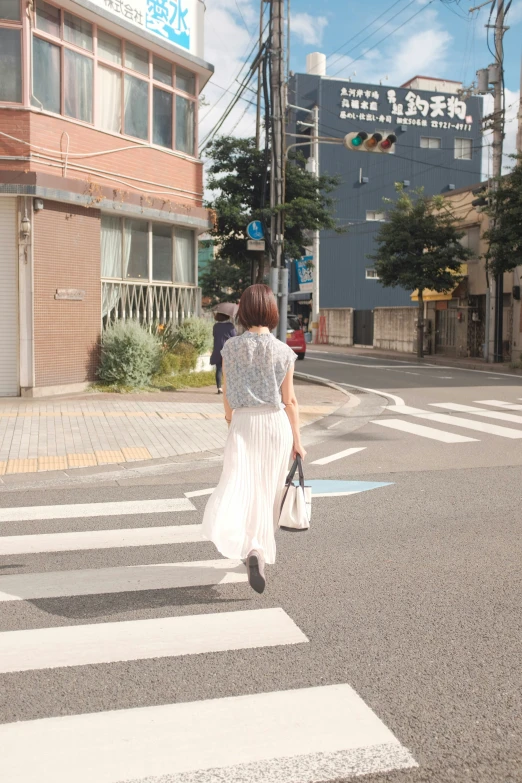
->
[288, 56, 483, 345]
[0, 0, 213, 397]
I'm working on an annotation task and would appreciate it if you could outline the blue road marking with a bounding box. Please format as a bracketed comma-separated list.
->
[297, 480, 393, 496]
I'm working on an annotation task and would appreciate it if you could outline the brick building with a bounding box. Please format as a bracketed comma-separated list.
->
[0, 0, 213, 396]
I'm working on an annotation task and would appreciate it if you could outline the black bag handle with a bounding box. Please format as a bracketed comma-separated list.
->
[285, 455, 305, 491]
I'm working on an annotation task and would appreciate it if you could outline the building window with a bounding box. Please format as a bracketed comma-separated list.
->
[153, 223, 173, 281]
[35, 0, 60, 36]
[0, 0, 21, 20]
[153, 55, 172, 85]
[177, 67, 195, 95]
[125, 219, 149, 279]
[153, 87, 173, 148]
[365, 268, 380, 280]
[63, 11, 92, 50]
[26, 2, 197, 153]
[455, 137, 472, 160]
[124, 74, 149, 140]
[97, 65, 121, 132]
[175, 228, 195, 284]
[64, 49, 93, 122]
[0, 27, 22, 102]
[32, 36, 61, 113]
[366, 210, 386, 221]
[420, 137, 441, 149]
[101, 216, 196, 286]
[98, 29, 121, 64]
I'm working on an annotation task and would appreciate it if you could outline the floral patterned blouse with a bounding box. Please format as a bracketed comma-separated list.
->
[221, 332, 297, 409]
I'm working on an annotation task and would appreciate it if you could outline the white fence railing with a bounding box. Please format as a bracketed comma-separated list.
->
[102, 281, 201, 328]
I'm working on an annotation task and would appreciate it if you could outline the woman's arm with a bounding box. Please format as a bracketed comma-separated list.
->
[222, 365, 233, 426]
[281, 365, 306, 460]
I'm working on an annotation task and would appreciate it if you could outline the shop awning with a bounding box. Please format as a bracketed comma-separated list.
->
[410, 264, 468, 302]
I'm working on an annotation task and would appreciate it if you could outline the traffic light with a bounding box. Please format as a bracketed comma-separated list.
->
[471, 187, 489, 211]
[343, 131, 397, 153]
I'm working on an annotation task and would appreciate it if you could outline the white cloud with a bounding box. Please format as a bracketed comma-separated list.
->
[200, 0, 259, 149]
[291, 13, 328, 46]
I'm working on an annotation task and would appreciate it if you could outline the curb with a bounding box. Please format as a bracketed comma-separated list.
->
[294, 371, 360, 408]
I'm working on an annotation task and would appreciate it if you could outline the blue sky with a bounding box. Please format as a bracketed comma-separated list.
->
[201, 0, 521, 163]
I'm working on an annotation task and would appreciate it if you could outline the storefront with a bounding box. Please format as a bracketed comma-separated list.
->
[0, 0, 213, 396]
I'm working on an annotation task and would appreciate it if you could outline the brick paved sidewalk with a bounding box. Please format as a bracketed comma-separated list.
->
[0, 380, 344, 476]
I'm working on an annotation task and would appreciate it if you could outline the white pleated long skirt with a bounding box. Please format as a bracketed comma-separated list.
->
[202, 405, 293, 565]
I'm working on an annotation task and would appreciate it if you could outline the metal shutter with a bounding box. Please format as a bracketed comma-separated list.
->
[0, 198, 19, 396]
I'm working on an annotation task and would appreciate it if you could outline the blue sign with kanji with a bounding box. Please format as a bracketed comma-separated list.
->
[146, 0, 190, 49]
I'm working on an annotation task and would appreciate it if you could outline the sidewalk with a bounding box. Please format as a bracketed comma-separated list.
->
[0, 380, 346, 480]
[309, 344, 522, 375]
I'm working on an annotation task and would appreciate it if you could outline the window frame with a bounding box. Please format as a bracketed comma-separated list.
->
[22, 0, 198, 155]
[454, 137, 473, 161]
[0, 0, 22, 22]
[101, 215, 197, 287]
[420, 136, 442, 150]
[365, 268, 380, 280]
[0, 1, 24, 105]
[366, 210, 386, 222]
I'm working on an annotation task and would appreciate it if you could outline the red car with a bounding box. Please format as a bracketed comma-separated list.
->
[286, 316, 306, 360]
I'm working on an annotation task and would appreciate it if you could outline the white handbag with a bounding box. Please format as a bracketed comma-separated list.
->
[279, 456, 311, 531]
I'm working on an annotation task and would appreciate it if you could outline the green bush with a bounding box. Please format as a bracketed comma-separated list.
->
[98, 320, 161, 387]
[172, 341, 198, 371]
[157, 352, 182, 376]
[151, 321, 178, 353]
[173, 317, 213, 355]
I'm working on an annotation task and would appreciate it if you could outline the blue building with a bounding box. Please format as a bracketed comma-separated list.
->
[288, 63, 483, 341]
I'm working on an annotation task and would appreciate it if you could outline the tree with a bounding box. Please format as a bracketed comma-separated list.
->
[201, 136, 341, 305]
[368, 186, 472, 358]
[484, 154, 522, 276]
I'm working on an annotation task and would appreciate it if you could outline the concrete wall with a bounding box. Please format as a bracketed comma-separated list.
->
[320, 308, 354, 346]
[374, 307, 417, 353]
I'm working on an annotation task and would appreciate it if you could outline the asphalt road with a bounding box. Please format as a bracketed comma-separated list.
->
[1, 354, 521, 782]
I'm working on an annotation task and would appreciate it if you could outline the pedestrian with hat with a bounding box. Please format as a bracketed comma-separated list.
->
[210, 303, 237, 394]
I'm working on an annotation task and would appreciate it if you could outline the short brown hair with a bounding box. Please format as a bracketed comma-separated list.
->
[238, 284, 279, 331]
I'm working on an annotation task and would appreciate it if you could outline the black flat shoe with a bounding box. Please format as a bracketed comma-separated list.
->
[246, 550, 266, 594]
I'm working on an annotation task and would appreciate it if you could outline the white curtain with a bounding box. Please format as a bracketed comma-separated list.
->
[101, 216, 123, 319]
[97, 65, 121, 133]
[64, 49, 93, 123]
[174, 228, 195, 284]
[101, 216, 122, 278]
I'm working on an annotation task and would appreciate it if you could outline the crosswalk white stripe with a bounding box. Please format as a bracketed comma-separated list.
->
[0, 524, 207, 556]
[0, 608, 308, 674]
[474, 399, 522, 411]
[430, 402, 522, 424]
[372, 418, 477, 443]
[386, 405, 522, 439]
[0, 684, 417, 783]
[311, 447, 366, 465]
[0, 498, 195, 523]
[185, 488, 214, 498]
[0, 559, 246, 601]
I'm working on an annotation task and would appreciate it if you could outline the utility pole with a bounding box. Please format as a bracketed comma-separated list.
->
[255, 0, 264, 150]
[310, 105, 320, 342]
[490, 0, 506, 363]
[517, 50, 522, 155]
[268, 0, 287, 341]
[475, 0, 508, 362]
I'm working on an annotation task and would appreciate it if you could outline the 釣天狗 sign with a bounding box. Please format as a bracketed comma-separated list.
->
[88, 0, 201, 54]
[339, 87, 473, 133]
